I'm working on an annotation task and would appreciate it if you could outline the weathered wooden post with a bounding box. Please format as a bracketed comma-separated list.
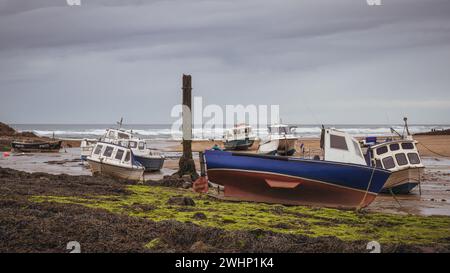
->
[177, 74, 199, 180]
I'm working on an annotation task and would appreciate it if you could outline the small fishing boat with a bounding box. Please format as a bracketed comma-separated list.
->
[87, 142, 144, 181]
[80, 120, 165, 171]
[11, 140, 62, 153]
[204, 128, 392, 209]
[265, 124, 297, 156]
[223, 124, 256, 150]
[361, 118, 424, 194]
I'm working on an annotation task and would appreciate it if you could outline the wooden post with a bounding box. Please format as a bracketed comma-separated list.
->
[177, 74, 199, 180]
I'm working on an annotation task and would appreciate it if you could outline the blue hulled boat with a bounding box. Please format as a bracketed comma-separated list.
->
[204, 129, 393, 209]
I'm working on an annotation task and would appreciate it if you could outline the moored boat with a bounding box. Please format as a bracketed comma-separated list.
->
[11, 140, 62, 153]
[361, 118, 424, 194]
[87, 142, 144, 181]
[205, 129, 392, 209]
[81, 121, 165, 171]
[223, 124, 256, 150]
[266, 124, 297, 156]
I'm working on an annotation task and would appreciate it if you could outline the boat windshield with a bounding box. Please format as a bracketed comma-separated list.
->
[115, 149, 125, 160]
[138, 142, 145, 150]
[129, 141, 137, 148]
[124, 151, 130, 162]
[94, 145, 103, 155]
[118, 132, 130, 139]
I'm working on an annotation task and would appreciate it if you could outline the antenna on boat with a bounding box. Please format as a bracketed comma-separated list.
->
[320, 125, 325, 150]
[390, 127, 402, 139]
[403, 117, 411, 137]
[117, 117, 123, 129]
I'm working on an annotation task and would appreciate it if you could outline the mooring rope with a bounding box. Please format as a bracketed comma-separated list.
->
[417, 142, 450, 158]
[357, 166, 377, 210]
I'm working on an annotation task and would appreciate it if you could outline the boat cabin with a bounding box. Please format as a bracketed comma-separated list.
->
[322, 129, 367, 166]
[102, 128, 148, 150]
[117, 139, 147, 151]
[268, 124, 296, 136]
[224, 124, 254, 141]
[103, 128, 134, 142]
[89, 142, 141, 168]
[368, 140, 423, 172]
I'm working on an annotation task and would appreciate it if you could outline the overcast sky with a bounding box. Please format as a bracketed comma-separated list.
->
[0, 0, 449, 125]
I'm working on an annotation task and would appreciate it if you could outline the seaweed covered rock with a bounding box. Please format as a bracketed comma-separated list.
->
[167, 196, 195, 206]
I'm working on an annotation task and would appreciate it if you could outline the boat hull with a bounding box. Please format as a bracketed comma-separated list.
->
[11, 141, 62, 153]
[87, 159, 144, 181]
[381, 167, 423, 194]
[204, 150, 391, 208]
[134, 155, 165, 171]
[224, 139, 254, 150]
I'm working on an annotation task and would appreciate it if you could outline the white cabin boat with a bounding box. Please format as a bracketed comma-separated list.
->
[223, 124, 256, 150]
[258, 124, 297, 155]
[361, 118, 424, 194]
[365, 139, 424, 194]
[81, 127, 165, 171]
[87, 142, 145, 181]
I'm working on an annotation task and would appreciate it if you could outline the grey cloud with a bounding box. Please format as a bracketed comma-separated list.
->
[0, 0, 450, 124]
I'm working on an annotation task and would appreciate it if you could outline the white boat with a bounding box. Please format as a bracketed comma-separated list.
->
[87, 142, 144, 181]
[80, 121, 165, 171]
[362, 118, 424, 194]
[102, 128, 165, 171]
[263, 124, 297, 156]
[223, 124, 256, 150]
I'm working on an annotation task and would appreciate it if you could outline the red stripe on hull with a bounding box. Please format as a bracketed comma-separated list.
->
[208, 169, 376, 209]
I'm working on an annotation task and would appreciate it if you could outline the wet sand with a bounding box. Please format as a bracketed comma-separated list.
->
[1, 136, 450, 216]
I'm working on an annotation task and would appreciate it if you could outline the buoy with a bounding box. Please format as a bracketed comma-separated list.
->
[193, 176, 209, 193]
[3, 152, 10, 157]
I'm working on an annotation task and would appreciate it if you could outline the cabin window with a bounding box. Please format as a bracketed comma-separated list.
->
[119, 141, 127, 147]
[382, 156, 395, 169]
[115, 149, 125, 160]
[94, 145, 103, 155]
[103, 146, 114, 157]
[107, 131, 115, 138]
[330, 134, 348, 150]
[401, 143, 414, 150]
[124, 151, 131, 162]
[390, 144, 400, 151]
[352, 140, 363, 158]
[408, 153, 421, 164]
[138, 142, 145, 150]
[375, 159, 383, 168]
[129, 141, 137, 148]
[395, 153, 408, 166]
[376, 146, 388, 155]
[118, 132, 130, 139]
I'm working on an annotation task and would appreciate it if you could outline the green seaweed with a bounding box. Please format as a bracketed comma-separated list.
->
[30, 185, 450, 247]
